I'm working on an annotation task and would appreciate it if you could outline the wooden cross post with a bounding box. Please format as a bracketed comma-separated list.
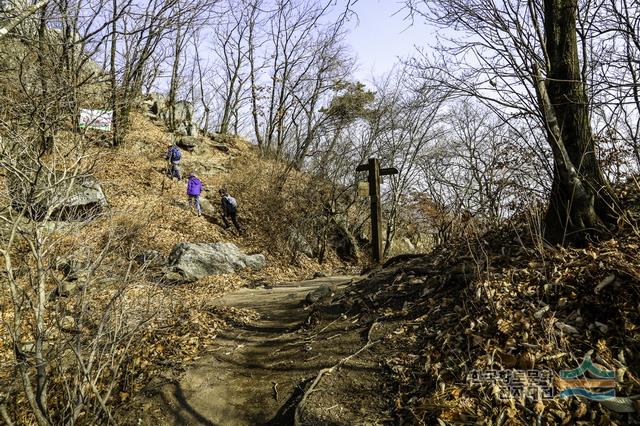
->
[356, 158, 398, 263]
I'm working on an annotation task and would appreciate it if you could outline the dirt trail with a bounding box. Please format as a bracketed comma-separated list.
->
[146, 275, 387, 426]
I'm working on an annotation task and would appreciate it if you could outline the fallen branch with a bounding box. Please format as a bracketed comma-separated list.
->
[0, 0, 49, 40]
[293, 321, 380, 426]
[0, 402, 14, 426]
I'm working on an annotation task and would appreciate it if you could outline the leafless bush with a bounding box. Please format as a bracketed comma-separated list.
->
[0, 133, 162, 423]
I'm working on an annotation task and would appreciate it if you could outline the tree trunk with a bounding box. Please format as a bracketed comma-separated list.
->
[168, 21, 182, 133]
[247, 4, 263, 148]
[110, 0, 120, 146]
[541, 0, 618, 244]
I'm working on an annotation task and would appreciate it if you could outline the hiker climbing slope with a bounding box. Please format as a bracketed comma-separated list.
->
[219, 188, 242, 232]
[187, 172, 203, 216]
[165, 143, 182, 180]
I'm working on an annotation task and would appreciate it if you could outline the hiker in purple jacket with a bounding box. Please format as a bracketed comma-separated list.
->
[187, 172, 203, 216]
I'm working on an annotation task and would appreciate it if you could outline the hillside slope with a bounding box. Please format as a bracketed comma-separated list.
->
[87, 110, 349, 276]
[0, 106, 354, 424]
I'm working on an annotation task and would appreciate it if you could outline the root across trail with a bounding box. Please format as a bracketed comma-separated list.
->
[139, 276, 392, 425]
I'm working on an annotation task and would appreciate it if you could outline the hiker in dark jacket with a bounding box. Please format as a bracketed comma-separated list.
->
[165, 144, 182, 180]
[187, 172, 203, 216]
[219, 188, 242, 232]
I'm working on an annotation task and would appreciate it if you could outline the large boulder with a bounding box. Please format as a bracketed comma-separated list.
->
[167, 242, 266, 280]
[175, 120, 197, 137]
[146, 93, 168, 121]
[7, 171, 108, 221]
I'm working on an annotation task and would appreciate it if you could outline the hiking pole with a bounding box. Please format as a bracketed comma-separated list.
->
[160, 168, 167, 216]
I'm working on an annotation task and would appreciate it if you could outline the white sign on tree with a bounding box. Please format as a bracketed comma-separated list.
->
[79, 109, 112, 131]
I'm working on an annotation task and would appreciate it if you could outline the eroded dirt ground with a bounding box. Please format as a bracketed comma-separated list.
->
[134, 276, 395, 425]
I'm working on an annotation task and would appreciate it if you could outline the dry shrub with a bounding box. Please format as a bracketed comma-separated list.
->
[222, 151, 349, 267]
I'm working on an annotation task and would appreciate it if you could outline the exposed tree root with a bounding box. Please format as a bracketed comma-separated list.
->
[293, 321, 380, 426]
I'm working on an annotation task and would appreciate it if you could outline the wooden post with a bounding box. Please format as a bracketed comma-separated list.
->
[369, 158, 382, 262]
[356, 158, 398, 263]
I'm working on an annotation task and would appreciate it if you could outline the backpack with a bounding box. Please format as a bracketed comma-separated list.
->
[224, 195, 238, 211]
[170, 146, 181, 162]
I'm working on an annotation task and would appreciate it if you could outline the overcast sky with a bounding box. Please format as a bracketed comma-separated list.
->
[346, 0, 435, 82]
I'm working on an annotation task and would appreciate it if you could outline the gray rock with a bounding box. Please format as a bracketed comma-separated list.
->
[7, 171, 107, 221]
[161, 270, 197, 285]
[175, 119, 198, 137]
[191, 160, 228, 176]
[200, 198, 216, 216]
[167, 242, 266, 280]
[143, 93, 198, 136]
[174, 122, 189, 136]
[177, 136, 198, 151]
[306, 284, 336, 304]
[329, 219, 358, 262]
[174, 102, 197, 137]
[289, 230, 314, 258]
[174, 101, 194, 123]
[60, 177, 107, 217]
[147, 93, 168, 120]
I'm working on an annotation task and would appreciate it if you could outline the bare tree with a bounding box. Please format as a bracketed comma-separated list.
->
[247, 0, 356, 159]
[358, 67, 447, 256]
[213, 0, 251, 134]
[0, 0, 49, 41]
[109, 0, 181, 145]
[406, 0, 620, 244]
[165, 0, 212, 133]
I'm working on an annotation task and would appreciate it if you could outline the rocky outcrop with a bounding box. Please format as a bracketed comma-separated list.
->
[146, 93, 168, 120]
[7, 171, 108, 221]
[167, 242, 266, 280]
[144, 94, 198, 137]
[174, 101, 193, 126]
